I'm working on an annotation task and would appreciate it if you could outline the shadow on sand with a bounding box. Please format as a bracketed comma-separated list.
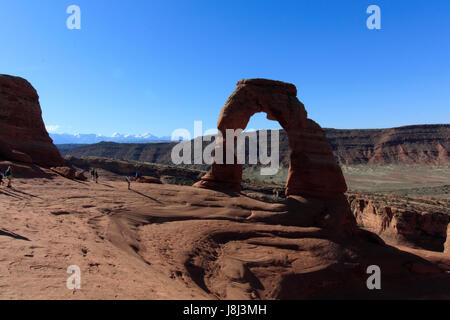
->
[131, 189, 162, 204]
[0, 229, 30, 241]
[0, 187, 40, 199]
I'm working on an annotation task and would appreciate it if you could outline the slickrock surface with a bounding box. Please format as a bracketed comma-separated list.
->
[0, 75, 63, 167]
[1, 164, 449, 300]
[66, 156, 204, 186]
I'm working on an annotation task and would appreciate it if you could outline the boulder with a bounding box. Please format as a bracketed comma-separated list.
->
[74, 171, 87, 181]
[51, 166, 88, 181]
[0, 75, 63, 167]
[136, 176, 163, 184]
[51, 166, 76, 180]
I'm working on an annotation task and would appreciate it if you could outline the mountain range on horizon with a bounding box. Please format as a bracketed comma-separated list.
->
[51, 123, 450, 146]
[50, 132, 172, 144]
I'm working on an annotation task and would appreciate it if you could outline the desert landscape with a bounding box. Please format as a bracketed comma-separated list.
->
[0, 75, 449, 300]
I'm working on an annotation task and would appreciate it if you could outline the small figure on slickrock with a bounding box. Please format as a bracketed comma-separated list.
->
[445, 224, 450, 254]
[194, 79, 356, 231]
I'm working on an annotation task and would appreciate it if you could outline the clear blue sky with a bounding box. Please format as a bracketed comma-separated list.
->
[0, 0, 449, 137]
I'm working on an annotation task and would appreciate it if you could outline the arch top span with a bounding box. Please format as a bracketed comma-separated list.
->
[217, 79, 306, 134]
[237, 78, 297, 95]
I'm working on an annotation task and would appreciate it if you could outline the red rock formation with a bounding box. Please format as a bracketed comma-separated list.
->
[194, 79, 346, 196]
[0, 75, 63, 167]
[325, 125, 450, 165]
[51, 166, 76, 180]
[74, 171, 87, 181]
[51, 166, 86, 181]
[193, 79, 355, 231]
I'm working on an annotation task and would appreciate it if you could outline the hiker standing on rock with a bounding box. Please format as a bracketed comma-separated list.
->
[126, 176, 132, 190]
[94, 170, 99, 183]
[5, 166, 12, 188]
[90, 168, 95, 181]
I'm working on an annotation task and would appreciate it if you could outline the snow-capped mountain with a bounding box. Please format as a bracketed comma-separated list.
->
[50, 133, 171, 144]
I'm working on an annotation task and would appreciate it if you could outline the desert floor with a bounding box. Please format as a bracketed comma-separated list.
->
[244, 165, 450, 198]
[1, 166, 449, 300]
[0, 171, 217, 299]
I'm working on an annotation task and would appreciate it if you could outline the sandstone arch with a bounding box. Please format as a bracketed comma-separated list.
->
[194, 79, 347, 199]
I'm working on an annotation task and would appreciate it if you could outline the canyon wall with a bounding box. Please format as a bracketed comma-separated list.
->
[347, 193, 449, 252]
[326, 125, 449, 165]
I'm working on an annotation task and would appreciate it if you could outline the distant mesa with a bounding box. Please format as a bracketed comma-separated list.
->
[59, 124, 450, 167]
[0, 75, 63, 167]
[326, 124, 449, 165]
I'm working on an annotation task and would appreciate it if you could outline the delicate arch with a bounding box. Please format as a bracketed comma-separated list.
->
[194, 79, 347, 198]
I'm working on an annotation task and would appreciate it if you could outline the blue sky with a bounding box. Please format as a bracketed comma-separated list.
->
[0, 0, 449, 137]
